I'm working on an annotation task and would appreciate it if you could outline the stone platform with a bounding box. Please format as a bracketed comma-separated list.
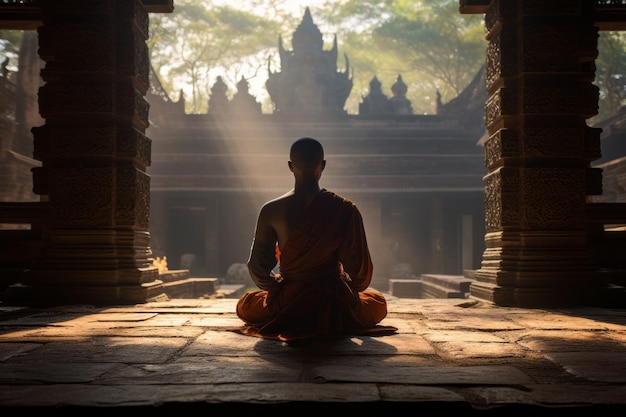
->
[1, 296, 625, 414]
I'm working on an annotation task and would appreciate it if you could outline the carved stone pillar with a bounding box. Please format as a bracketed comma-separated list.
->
[471, 0, 612, 306]
[11, 0, 165, 305]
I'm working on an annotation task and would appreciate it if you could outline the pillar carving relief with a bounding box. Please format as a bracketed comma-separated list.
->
[11, 0, 165, 305]
[470, 0, 612, 306]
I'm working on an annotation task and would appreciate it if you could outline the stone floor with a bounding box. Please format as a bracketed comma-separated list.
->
[1, 294, 625, 415]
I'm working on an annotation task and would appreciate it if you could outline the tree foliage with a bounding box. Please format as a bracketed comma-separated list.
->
[148, 0, 487, 115]
[2, 2, 625, 121]
[0, 30, 24, 72]
[317, 0, 485, 114]
[148, 1, 282, 113]
[147, 0, 626, 119]
[594, 31, 626, 122]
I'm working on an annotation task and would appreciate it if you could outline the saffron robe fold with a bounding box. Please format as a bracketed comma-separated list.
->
[236, 189, 397, 341]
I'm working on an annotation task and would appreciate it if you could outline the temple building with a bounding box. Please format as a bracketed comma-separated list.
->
[0, 1, 624, 307]
[144, 8, 488, 291]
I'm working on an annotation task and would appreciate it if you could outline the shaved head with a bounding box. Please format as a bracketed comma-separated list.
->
[290, 137, 324, 167]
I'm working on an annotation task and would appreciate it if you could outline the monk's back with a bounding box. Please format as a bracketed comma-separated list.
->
[264, 190, 319, 248]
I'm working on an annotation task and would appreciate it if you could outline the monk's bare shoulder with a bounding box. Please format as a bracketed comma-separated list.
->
[257, 191, 298, 246]
[261, 190, 296, 216]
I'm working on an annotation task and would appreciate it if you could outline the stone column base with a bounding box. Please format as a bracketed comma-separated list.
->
[3, 279, 167, 306]
[470, 277, 625, 308]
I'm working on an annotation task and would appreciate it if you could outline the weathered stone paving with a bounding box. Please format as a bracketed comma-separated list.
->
[1, 297, 625, 414]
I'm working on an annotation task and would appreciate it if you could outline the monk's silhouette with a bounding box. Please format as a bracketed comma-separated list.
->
[236, 137, 397, 341]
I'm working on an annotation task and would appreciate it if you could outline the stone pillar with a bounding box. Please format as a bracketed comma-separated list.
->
[430, 197, 445, 273]
[204, 197, 220, 275]
[356, 196, 386, 291]
[470, 0, 610, 306]
[11, 0, 165, 305]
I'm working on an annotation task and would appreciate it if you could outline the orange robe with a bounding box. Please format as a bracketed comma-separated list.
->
[236, 190, 397, 341]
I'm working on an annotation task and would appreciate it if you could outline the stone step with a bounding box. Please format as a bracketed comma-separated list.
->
[388, 274, 474, 299]
[419, 274, 473, 293]
[420, 281, 466, 299]
[162, 277, 219, 299]
[388, 279, 422, 298]
[158, 269, 191, 283]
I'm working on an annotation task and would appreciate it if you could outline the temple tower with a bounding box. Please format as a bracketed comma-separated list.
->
[208, 76, 230, 114]
[266, 7, 352, 118]
[359, 76, 391, 115]
[389, 75, 413, 115]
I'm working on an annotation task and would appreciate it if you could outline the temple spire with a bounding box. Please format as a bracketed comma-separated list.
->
[265, 8, 352, 118]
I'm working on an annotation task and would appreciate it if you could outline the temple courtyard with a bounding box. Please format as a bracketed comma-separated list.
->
[0, 292, 625, 415]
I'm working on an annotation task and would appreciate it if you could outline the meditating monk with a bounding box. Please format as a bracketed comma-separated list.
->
[235, 137, 397, 341]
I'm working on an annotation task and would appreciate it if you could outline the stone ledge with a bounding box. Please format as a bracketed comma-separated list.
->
[162, 277, 219, 299]
[389, 274, 474, 299]
[159, 269, 190, 283]
[420, 274, 473, 293]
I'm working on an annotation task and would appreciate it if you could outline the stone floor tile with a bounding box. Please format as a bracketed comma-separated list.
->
[312, 365, 533, 385]
[1, 325, 206, 339]
[5, 337, 187, 364]
[0, 342, 40, 360]
[96, 358, 303, 384]
[423, 314, 524, 331]
[515, 330, 626, 352]
[183, 330, 283, 356]
[433, 340, 527, 359]
[0, 313, 92, 327]
[379, 384, 466, 402]
[185, 316, 247, 327]
[0, 384, 182, 407]
[511, 313, 618, 331]
[287, 333, 435, 356]
[0, 362, 117, 384]
[421, 330, 509, 343]
[543, 351, 626, 382]
[200, 382, 382, 403]
[518, 384, 626, 406]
